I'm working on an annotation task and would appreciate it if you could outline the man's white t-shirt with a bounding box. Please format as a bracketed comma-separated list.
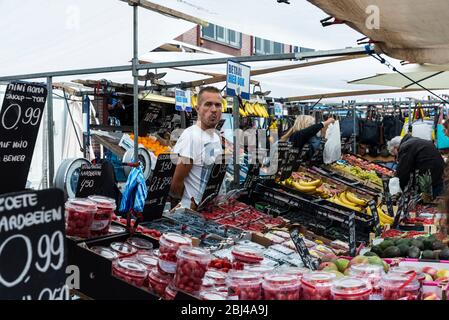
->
[173, 124, 223, 208]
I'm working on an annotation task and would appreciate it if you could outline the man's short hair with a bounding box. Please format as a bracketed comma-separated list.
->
[197, 86, 221, 106]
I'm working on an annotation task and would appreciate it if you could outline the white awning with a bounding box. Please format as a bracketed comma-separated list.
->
[308, 0, 449, 64]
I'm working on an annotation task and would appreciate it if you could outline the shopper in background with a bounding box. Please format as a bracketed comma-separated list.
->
[169, 86, 223, 210]
[388, 134, 445, 196]
[280, 115, 335, 155]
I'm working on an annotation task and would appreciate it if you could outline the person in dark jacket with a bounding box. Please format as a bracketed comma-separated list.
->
[280, 115, 335, 153]
[388, 134, 445, 196]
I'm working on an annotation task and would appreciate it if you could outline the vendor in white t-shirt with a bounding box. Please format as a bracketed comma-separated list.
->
[169, 86, 223, 210]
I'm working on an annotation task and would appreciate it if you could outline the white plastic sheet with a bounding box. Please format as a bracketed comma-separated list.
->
[323, 121, 341, 164]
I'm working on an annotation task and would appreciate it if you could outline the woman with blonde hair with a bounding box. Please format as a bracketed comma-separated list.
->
[280, 115, 335, 153]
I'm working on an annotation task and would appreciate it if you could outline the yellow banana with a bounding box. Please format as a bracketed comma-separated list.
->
[244, 101, 254, 115]
[291, 181, 317, 193]
[299, 179, 322, 187]
[339, 193, 358, 207]
[191, 95, 198, 109]
[334, 195, 362, 212]
[239, 108, 246, 117]
[254, 103, 263, 117]
[345, 191, 367, 207]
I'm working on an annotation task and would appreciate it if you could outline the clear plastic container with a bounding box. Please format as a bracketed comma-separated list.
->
[263, 272, 301, 300]
[278, 266, 310, 281]
[198, 290, 227, 300]
[226, 270, 263, 300]
[136, 253, 158, 271]
[331, 277, 372, 300]
[349, 264, 384, 296]
[158, 233, 192, 274]
[110, 242, 138, 258]
[112, 258, 148, 287]
[109, 225, 126, 234]
[127, 237, 154, 254]
[90, 246, 119, 260]
[164, 283, 178, 300]
[203, 270, 227, 288]
[389, 266, 425, 299]
[231, 245, 264, 264]
[244, 264, 276, 275]
[65, 198, 97, 238]
[301, 272, 337, 300]
[380, 273, 421, 300]
[174, 247, 211, 294]
[88, 195, 116, 236]
[148, 269, 173, 297]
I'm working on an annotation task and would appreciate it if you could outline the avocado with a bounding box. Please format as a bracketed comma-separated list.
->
[380, 240, 395, 251]
[407, 246, 421, 259]
[432, 241, 446, 251]
[439, 248, 449, 261]
[410, 239, 424, 250]
[370, 245, 383, 257]
[398, 244, 410, 257]
[422, 250, 435, 260]
[423, 238, 435, 250]
[396, 238, 411, 247]
[416, 236, 426, 242]
[383, 246, 401, 258]
[364, 251, 378, 257]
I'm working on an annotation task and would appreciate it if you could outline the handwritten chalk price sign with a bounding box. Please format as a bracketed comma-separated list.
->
[143, 153, 176, 221]
[75, 163, 103, 198]
[0, 81, 47, 194]
[0, 189, 67, 300]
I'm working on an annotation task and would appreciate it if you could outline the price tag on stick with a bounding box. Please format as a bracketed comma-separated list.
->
[0, 81, 47, 194]
[0, 189, 67, 300]
[143, 153, 176, 221]
[348, 212, 356, 257]
[197, 162, 228, 211]
[382, 178, 395, 218]
[290, 228, 318, 270]
[368, 200, 382, 236]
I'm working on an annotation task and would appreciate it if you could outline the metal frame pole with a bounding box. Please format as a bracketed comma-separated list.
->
[46, 77, 55, 187]
[353, 103, 357, 153]
[132, 4, 139, 162]
[233, 97, 240, 187]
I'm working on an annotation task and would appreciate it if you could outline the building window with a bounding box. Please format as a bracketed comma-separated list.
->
[293, 46, 315, 53]
[254, 37, 284, 55]
[201, 23, 242, 48]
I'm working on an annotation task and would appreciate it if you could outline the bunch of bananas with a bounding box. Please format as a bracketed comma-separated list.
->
[328, 191, 367, 212]
[366, 206, 394, 226]
[328, 191, 393, 226]
[280, 177, 322, 193]
[239, 102, 269, 118]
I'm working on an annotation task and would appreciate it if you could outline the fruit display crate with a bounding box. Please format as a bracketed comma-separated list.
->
[66, 232, 199, 300]
[342, 153, 395, 177]
[248, 182, 374, 244]
[310, 165, 381, 196]
[314, 165, 382, 194]
[66, 233, 158, 300]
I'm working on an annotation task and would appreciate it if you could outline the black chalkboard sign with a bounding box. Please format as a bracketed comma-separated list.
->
[276, 141, 301, 181]
[368, 200, 381, 236]
[290, 228, 318, 270]
[197, 162, 228, 210]
[139, 105, 161, 137]
[0, 81, 47, 194]
[382, 177, 395, 218]
[243, 164, 259, 190]
[0, 188, 67, 300]
[348, 212, 356, 257]
[75, 163, 103, 198]
[143, 153, 176, 221]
